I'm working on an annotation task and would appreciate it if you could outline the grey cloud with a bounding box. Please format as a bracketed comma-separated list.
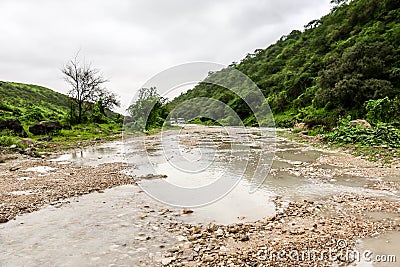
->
[0, 0, 332, 112]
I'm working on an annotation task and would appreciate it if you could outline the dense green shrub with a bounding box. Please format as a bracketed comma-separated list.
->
[324, 116, 400, 148]
[365, 97, 400, 124]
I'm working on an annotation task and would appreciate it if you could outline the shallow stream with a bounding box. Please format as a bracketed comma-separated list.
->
[1, 126, 399, 266]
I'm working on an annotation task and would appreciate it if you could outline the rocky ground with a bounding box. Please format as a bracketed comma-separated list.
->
[0, 156, 135, 223]
[164, 195, 400, 266]
[0, 128, 400, 266]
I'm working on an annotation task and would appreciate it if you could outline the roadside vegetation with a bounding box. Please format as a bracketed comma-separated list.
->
[167, 0, 400, 160]
[0, 55, 123, 154]
[125, 87, 169, 132]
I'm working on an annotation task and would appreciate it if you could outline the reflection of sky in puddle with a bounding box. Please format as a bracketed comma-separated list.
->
[9, 190, 35, 196]
[51, 127, 399, 224]
[355, 231, 400, 267]
[16, 176, 34, 181]
[50, 141, 126, 166]
[23, 166, 57, 173]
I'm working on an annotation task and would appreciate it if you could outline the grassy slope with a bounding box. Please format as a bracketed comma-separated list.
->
[0, 81, 123, 152]
[0, 81, 70, 125]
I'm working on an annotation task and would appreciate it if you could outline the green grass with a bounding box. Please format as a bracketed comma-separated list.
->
[0, 81, 124, 152]
[0, 136, 16, 147]
[0, 81, 70, 127]
[28, 123, 123, 151]
[280, 123, 400, 165]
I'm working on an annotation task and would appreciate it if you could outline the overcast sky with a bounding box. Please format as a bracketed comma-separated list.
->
[0, 0, 332, 112]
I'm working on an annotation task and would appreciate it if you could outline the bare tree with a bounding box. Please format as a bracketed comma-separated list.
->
[62, 54, 108, 123]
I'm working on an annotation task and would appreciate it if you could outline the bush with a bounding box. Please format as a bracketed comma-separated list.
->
[324, 116, 400, 148]
[22, 107, 46, 122]
[0, 136, 15, 147]
[365, 97, 400, 124]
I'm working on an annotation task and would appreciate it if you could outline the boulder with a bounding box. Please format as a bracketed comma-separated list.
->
[29, 121, 62, 135]
[0, 118, 27, 137]
[349, 119, 371, 129]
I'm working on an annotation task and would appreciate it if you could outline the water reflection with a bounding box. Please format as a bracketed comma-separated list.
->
[51, 126, 399, 224]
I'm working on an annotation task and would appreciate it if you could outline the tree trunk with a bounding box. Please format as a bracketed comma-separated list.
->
[78, 102, 82, 123]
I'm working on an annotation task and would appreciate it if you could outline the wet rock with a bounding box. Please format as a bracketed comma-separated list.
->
[29, 121, 62, 135]
[0, 118, 27, 137]
[182, 209, 194, 214]
[240, 235, 250, 242]
[9, 166, 20, 171]
[349, 119, 371, 128]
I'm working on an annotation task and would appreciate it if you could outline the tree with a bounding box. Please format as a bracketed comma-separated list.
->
[330, 0, 348, 7]
[97, 89, 120, 114]
[127, 87, 168, 131]
[62, 54, 108, 123]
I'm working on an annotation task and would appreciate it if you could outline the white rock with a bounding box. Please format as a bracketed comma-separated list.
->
[161, 257, 174, 265]
[215, 228, 224, 237]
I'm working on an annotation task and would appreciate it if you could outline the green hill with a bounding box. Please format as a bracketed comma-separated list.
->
[0, 81, 123, 150]
[0, 81, 70, 125]
[169, 0, 400, 128]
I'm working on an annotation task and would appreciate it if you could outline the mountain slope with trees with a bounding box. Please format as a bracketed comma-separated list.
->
[169, 0, 400, 129]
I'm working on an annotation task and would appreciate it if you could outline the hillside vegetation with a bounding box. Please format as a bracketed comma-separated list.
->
[0, 81, 122, 151]
[0, 81, 70, 125]
[169, 0, 400, 129]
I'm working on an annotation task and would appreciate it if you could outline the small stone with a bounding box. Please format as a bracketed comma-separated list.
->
[182, 209, 194, 214]
[167, 246, 179, 253]
[10, 166, 20, 171]
[203, 255, 214, 262]
[161, 257, 174, 265]
[240, 235, 249, 242]
[215, 228, 224, 237]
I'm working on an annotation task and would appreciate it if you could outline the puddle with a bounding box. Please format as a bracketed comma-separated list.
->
[2, 126, 400, 265]
[9, 190, 35, 196]
[16, 177, 34, 181]
[353, 231, 400, 266]
[0, 185, 180, 266]
[275, 148, 331, 163]
[48, 126, 399, 224]
[23, 166, 57, 173]
[50, 141, 126, 167]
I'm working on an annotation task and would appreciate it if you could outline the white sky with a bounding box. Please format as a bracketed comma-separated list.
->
[0, 0, 333, 113]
